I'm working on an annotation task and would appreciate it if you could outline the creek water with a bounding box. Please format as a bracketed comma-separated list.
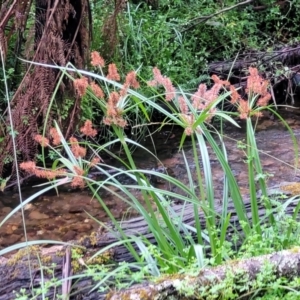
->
[1, 111, 300, 248]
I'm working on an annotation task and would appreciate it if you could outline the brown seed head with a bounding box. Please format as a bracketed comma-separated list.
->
[125, 71, 140, 89]
[34, 135, 49, 147]
[90, 82, 105, 98]
[80, 120, 97, 137]
[74, 77, 89, 97]
[50, 127, 61, 145]
[148, 67, 176, 101]
[106, 63, 120, 81]
[20, 161, 37, 174]
[69, 137, 87, 158]
[91, 51, 105, 68]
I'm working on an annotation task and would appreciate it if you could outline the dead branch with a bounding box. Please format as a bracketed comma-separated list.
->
[181, 0, 254, 33]
[208, 45, 300, 75]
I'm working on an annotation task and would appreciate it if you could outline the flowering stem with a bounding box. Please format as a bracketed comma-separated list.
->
[191, 133, 204, 245]
[246, 118, 262, 237]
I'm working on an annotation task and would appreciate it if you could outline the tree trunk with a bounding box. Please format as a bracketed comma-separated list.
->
[0, 0, 92, 178]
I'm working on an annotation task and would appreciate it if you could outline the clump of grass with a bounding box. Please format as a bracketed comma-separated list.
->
[3, 54, 300, 298]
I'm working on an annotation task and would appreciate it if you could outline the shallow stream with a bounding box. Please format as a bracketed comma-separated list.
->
[1, 111, 300, 248]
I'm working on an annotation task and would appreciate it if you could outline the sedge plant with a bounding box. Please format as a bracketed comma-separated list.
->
[78, 60, 299, 268]
[12, 55, 300, 296]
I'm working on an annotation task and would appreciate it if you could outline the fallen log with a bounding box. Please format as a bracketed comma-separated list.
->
[0, 183, 299, 299]
[108, 247, 300, 299]
[208, 44, 300, 75]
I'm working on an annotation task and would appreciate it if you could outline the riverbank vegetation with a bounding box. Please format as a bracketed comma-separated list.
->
[1, 0, 300, 299]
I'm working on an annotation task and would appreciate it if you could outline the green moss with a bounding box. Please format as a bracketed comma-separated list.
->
[41, 255, 53, 265]
[79, 231, 98, 247]
[7, 246, 41, 266]
[72, 246, 86, 256]
[87, 249, 114, 266]
[71, 259, 83, 273]
[90, 231, 98, 246]
[281, 183, 300, 196]
[289, 246, 300, 253]
[55, 250, 66, 257]
[107, 289, 157, 300]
